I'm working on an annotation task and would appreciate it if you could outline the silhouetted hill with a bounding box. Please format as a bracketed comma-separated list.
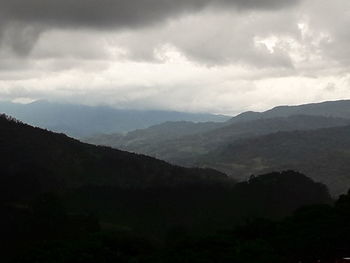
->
[0, 100, 230, 138]
[1, 170, 332, 263]
[0, 114, 334, 262]
[0, 114, 228, 202]
[174, 190, 350, 263]
[0, 114, 331, 226]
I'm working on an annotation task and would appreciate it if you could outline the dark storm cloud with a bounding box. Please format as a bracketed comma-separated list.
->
[0, 0, 299, 29]
[1, 24, 43, 55]
[0, 0, 300, 57]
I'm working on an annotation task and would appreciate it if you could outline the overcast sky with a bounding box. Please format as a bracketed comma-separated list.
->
[0, 0, 349, 114]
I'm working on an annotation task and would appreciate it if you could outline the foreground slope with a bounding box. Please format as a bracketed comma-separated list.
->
[0, 114, 227, 202]
[0, 114, 331, 228]
[0, 114, 334, 262]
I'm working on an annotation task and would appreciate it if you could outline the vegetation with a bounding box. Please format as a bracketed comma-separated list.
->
[88, 115, 350, 162]
[86, 115, 350, 195]
[2, 170, 333, 263]
[159, 189, 350, 263]
[199, 124, 350, 196]
[0, 113, 228, 201]
[0, 114, 339, 262]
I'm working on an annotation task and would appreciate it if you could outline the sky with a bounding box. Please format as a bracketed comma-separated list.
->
[0, 0, 349, 115]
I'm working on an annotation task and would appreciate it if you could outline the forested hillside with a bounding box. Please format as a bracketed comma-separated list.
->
[85, 114, 350, 195]
[0, 114, 333, 262]
[196, 125, 350, 196]
[86, 115, 350, 164]
[0, 114, 228, 202]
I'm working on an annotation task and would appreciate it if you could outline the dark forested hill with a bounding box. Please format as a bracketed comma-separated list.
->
[0, 114, 335, 263]
[0, 114, 228, 202]
[0, 114, 331, 225]
[196, 125, 350, 196]
[0, 100, 229, 138]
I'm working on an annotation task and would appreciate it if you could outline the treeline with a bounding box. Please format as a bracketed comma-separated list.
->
[0, 114, 345, 262]
[1, 171, 333, 263]
[63, 171, 330, 236]
[4, 183, 350, 263]
[156, 189, 350, 263]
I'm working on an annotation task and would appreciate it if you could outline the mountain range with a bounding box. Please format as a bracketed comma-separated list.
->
[229, 99, 350, 123]
[197, 124, 350, 196]
[0, 114, 330, 238]
[85, 100, 350, 196]
[0, 108, 338, 262]
[2, 99, 350, 195]
[0, 100, 229, 138]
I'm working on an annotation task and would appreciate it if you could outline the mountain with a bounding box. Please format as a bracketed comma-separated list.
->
[83, 100, 350, 196]
[196, 125, 350, 196]
[229, 99, 350, 123]
[0, 114, 330, 227]
[85, 115, 350, 168]
[85, 120, 226, 151]
[0, 113, 233, 233]
[0, 113, 229, 202]
[0, 100, 230, 138]
[0, 114, 333, 262]
[84, 100, 350, 162]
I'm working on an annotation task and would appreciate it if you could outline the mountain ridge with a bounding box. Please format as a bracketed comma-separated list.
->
[85, 115, 350, 168]
[230, 99, 350, 123]
[196, 124, 350, 195]
[0, 113, 229, 203]
[0, 100, 230, 138]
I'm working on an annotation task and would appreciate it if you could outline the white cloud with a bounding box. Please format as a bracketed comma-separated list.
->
[0, 0, 350, 114]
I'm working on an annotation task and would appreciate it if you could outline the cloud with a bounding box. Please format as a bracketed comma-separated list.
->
[0, 23, 43, 56]
[0, 0, 298, 28]
[1, 0, 350, 115]
[304, 0, 350, 66]
[106, 8, 300, 67]
[1, 55, 349, 115]
[0, 0, 299, 56]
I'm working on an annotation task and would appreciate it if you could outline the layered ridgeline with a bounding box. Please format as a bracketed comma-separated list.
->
[229, 99, 350, 123]
[0, 114, 335, 262]
[0, 114, 330, 230]
[85, 115, 350, 163]
[196, 125, 350, 196]
[85, 100, 350, 196]
[0, 100, 229, 138]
